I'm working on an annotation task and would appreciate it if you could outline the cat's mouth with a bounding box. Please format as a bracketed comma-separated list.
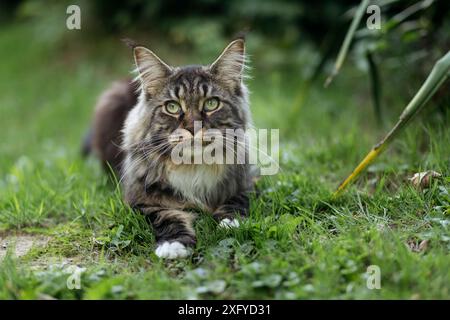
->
[165, 129, 237, 165]
[169, 137, 220, 156]
[168, 129, 221, 146]
[168, 136, 213, 146]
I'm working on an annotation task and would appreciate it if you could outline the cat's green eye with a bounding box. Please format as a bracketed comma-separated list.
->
[165, 101, 181, 114]
[204, 98, 220, 112]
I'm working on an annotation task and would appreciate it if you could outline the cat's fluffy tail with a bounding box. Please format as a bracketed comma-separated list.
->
[81, 79, 138, 174]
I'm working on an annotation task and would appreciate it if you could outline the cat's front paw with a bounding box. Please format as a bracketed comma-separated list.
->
[218, 218, 240, 229]
[155, 241, 191, 259]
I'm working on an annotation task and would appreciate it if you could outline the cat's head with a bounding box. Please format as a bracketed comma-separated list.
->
[124, 38, 251, 164]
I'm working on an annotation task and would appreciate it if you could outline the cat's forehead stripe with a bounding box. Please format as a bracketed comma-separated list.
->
[174, 85, 181, 99]
[168, 69, 214, 102]
[201, 84, 208, 97]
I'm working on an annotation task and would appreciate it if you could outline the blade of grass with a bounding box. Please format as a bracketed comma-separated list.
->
[333, 50, 450, 198]
[324, 0, 370, 87]
[384, 0, 435, 32]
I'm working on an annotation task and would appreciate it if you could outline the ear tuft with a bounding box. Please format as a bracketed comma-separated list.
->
[210, 39, 246, 86]
[232, 29, 248, 42]
[121, 38, 140, 49]
[133, 46, 172, 95]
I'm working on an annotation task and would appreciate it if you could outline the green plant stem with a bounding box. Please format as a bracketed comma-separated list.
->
[325, 0, 370, 87]
[333, 50, 450, 197]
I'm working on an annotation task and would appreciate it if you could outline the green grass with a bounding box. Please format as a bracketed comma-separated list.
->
[0, 23, 449, 299]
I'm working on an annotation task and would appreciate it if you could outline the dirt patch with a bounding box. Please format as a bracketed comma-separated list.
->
[29, 255, 97, 271]
[0, 234, 50, 261]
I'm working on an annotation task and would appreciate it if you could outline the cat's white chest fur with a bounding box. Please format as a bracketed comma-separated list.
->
[166, 164, 226, 206]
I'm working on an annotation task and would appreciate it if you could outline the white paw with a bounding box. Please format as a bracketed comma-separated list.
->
[219, 218, 240, 229]
[155, 241, 191, 259]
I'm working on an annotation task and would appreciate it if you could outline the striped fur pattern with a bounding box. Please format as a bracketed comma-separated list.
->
[87, 39, 255, 259]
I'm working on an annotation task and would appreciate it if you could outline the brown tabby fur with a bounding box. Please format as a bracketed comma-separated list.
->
[84, 38, 255, 255]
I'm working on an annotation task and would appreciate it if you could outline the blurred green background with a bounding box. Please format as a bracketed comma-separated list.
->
[0, 0, 449, 299]
[1, 0, 449, 131]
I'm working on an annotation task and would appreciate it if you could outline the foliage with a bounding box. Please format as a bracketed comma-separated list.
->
[0, 22, 449, 299]
[324, 0, 450, 125]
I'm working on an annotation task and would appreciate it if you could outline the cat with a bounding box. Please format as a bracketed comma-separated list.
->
[84, 38, 255, 259]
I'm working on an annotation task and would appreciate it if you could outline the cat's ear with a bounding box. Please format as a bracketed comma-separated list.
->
[210, 38, 246, 86]
[133, 46, 172, 95]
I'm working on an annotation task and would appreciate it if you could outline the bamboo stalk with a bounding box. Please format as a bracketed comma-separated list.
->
[333, 50, 450, 198]
[324, 0, 370, 87]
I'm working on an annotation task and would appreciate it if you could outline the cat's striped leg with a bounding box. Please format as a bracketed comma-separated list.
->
[213, 193, 249, 229]
[140, 206, 196, 259]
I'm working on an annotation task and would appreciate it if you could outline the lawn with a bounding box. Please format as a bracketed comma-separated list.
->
[0, 23, 449, 299]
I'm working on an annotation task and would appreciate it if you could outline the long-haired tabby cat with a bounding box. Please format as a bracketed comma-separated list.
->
[84, 38, 255, 259]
